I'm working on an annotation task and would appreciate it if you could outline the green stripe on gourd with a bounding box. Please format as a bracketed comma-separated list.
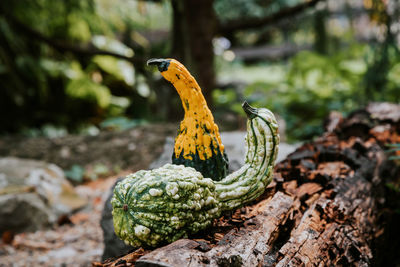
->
[111, 102, 279, 248]
[148, 58, 229, 181]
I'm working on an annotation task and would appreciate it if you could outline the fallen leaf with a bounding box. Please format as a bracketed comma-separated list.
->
[2, 231, 14, 244]
[70, 212, 90, 224]
[283, 180, 298, 195]
[295, 183, 323, 199]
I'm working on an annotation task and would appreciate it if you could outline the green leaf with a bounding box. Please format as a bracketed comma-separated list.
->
[92, 55, 135, 85]
[65, 165, 85, 183]
[92, 35, 134, 57]
[86, 163, 110, 180]
[213, 89, 237, 105]
[100, 116, 145, 130]
[93, 163, 109, 176]
[339, 60, 367, 74]
[66, 78, 111, 108]
[388, 63, 400, 85]
[67, 13, 91, 42]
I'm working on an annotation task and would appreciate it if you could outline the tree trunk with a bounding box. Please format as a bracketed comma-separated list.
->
[171, 0, 216, 107]
[97, 102, 400, 267]
[314, 9, 328, 54]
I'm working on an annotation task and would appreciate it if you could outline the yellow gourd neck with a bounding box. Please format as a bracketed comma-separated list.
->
[159, 59, 224, 160]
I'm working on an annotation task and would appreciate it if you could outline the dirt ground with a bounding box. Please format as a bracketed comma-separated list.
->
[0, 124, 177, 267]
[0, 174, 123, 267]
[0, 123, 176, 173]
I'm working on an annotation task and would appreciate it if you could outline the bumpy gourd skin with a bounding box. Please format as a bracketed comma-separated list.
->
[112, 164, 219, 247]
[148, 58, 228, 181]
[111, 102, 279, 248]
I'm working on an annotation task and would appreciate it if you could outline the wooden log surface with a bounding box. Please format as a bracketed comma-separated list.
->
[96, 102, 400, 267]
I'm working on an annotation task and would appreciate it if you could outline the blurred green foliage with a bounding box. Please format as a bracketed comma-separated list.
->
[0, 0, 170, 134]
[100, 117, 146, 131]
[64, 162, 115, 183]
[216, 43, 400, 141]
[64, 164, 85, 183]
[1, 0, 399, 143]
[215, 0, 297, 21]
[213, 0, 400, 141]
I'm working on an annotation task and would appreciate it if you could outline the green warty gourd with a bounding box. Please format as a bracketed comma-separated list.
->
[111, 102, 279, 247]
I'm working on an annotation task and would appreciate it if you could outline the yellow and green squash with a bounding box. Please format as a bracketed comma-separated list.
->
[111, 101, 279, 247]
[147, 58, 228, 181]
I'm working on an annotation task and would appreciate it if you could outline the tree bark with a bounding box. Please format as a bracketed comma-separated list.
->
[171, 0, 216, 107]
[97, 102, 400, 267]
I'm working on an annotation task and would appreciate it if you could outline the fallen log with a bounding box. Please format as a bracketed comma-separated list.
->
[97, 102, 400, 267]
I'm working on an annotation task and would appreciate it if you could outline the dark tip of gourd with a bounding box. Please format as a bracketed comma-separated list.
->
[242, 101, 258, 119]
[123, 204, 128, 212]
[147, 58, 171, 72]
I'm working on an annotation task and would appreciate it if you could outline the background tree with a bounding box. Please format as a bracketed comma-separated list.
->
[0, 0, 399, 140]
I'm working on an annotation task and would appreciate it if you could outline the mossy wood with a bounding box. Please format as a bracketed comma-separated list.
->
[111, 101, 279, 247]
[148, 58, 228, 181]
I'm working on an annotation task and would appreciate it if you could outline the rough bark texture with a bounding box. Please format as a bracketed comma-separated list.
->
[97, 102, 400, 267]
[171, 0, 216, 107]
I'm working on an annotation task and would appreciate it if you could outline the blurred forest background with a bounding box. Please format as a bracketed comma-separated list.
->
[0, 0, 399, 141]
[1, 1, 400, 265]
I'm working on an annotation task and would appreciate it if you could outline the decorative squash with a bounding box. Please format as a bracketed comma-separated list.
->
[111, 101, 279, 247]
[147, 58, 228, 181]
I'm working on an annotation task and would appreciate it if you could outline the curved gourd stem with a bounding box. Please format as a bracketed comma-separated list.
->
[216, 101, 279, 211]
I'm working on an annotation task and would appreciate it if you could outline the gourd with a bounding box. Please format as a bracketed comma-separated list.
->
[111, 101, 279, 247]
[147, 58, 228, 181]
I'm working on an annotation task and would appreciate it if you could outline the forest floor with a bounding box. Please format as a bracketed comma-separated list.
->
[0, 124, 177, 266]
[0, 175, 121, 266]
[0, 123, 177, 174]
